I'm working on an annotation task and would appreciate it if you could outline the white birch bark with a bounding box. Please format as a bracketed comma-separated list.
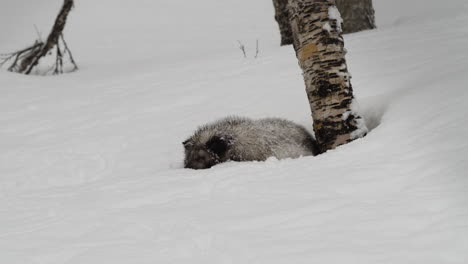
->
[289, 0, 368, 153]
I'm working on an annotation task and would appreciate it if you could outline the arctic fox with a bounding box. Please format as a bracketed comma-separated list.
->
[183, 116, 318, 169]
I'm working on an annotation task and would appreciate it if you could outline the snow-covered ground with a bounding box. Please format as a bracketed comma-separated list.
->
[1, 0, 468, 263]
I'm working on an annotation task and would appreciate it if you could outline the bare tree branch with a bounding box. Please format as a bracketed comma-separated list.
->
[0, 0, 77, 75]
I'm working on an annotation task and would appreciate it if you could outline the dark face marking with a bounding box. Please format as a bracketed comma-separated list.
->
[182, 136, 232, 170]
[184, 147, 218, 169]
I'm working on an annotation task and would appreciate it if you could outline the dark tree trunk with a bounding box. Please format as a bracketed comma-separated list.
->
[336, 0, 376, 34]
[289, 0, 367, 153]
[272, 0, 376, 46]
[272, 0, 294, 45]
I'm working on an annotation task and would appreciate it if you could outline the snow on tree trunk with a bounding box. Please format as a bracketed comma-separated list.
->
[336, 0, 376, 34]
[272, 0, 294, 45]
[289, 0, 368, 153]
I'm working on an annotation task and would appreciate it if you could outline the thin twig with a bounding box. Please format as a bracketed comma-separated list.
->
[33, 24, 42, 41]
[255, 39, 259, 59]
[54, 41, 63, 74]
[60, 33, 78, 71]
[237, 40, 247, 58]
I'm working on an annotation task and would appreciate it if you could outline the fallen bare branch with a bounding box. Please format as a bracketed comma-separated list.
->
[0, 0, 77, 75]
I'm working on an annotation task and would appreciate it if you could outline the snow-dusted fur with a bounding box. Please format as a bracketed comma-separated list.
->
[183, 117, 318, 169]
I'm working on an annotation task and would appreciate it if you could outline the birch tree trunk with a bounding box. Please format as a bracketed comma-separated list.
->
[336, 0, 376, 34]
[289, 0, 367, 153]
[272, 0, 294, 45]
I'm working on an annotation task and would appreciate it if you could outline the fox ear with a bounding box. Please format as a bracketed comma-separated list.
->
[182, 139, 193, 149]
[206, 136, 231, 157]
